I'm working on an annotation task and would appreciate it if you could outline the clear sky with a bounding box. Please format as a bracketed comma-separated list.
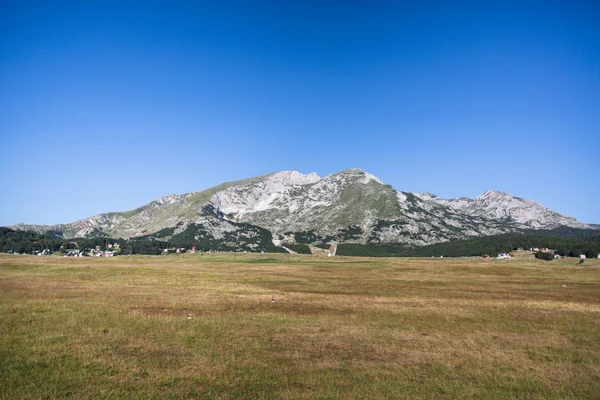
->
[1, 0, 599, 226]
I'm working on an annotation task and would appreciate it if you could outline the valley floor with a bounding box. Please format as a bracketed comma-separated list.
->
[1, 253, 599, 399]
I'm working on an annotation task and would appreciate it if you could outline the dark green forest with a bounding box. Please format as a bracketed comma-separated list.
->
[2, 227, 600, 258]
[337, 232, 600, 258]
[0, 227, 283, 255]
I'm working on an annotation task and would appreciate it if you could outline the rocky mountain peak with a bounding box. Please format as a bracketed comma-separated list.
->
[477, 190, 511, 200]
[266, 170, 321, 186]
[329, 168, 384, 185]
[416, 192, 438, 201]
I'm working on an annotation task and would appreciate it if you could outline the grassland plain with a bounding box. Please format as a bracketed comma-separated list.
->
[1, 253, 599, 399]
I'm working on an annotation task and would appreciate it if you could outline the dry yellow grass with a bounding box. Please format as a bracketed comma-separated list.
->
[1, 253, 599, 399]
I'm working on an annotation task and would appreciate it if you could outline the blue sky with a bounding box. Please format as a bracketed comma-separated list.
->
[1, 0, 599, 225]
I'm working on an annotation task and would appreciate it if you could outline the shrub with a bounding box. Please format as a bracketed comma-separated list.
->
[535, 251, 554, 261]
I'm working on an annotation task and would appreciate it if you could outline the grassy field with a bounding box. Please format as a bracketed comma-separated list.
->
[1, 253, 599, 399]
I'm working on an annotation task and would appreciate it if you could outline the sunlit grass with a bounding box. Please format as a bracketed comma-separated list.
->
[1, 253, 599, 399]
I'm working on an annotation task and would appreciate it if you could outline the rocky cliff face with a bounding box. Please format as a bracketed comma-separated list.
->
[416, 190, 582, 229]
[10, 169, 591, 247]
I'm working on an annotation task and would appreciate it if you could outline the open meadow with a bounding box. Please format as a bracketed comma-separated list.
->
[1, 253, 599, 399]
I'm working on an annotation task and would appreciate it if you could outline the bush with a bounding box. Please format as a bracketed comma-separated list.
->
[585, 249, 599, 259]
[535, 251, 554, 261]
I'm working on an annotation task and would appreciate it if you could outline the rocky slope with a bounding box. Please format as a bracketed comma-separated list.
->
[416, 191, 582, 229]
[10, 169, 592, 247]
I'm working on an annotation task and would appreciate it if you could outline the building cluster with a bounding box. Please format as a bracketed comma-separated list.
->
[163, 247, 187, 254]
[496, 253, 513, 259]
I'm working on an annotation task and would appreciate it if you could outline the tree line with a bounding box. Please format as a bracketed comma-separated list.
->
[0, 227, 289, 255]
[0, 228, 169, 255]
[337, 232, 600, 258]
[2, 227, 600, 258]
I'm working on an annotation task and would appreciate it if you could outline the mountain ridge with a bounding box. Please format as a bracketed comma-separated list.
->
[9, 169, 594, 247]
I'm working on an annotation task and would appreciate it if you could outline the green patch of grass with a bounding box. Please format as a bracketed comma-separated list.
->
[239, 257, 282, 264]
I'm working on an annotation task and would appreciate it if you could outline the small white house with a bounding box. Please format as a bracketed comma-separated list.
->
[580, 254, 586, 259]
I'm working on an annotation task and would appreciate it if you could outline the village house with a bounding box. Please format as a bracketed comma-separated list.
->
[497, 253, 513, 259]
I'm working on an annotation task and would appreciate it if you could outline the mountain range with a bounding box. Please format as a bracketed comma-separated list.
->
[10, 169, 595, 251]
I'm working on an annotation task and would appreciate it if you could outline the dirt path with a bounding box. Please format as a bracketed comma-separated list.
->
[280, 245, 297, 254]
[330, 242, 338, 256]
[308, 243, 337, 256]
